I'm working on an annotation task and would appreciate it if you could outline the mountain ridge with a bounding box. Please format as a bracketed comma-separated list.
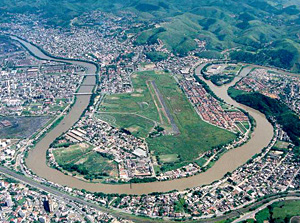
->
[1, 0, 300, 72]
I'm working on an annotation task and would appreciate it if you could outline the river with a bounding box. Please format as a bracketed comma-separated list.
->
[12, 36, 273, 195]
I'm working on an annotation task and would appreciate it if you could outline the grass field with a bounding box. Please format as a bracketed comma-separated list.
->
[242, 121, 250, 129]
[145, 71, 236, 162]
[255, 200, 300, 223]
[256, 208, 271, 223]
[159, 154, 180, 164]
[96, 113, 155, 138]
[203, 64, 242, 86]
[53, 143, 118, 180]
[98, 71, 176, 136]
[236, 122, 247, 134]
[194, 157, 208, 167]
[98, 71, 164, 127]
[274, 140, 290, 149]
[98, 70, 236, 170]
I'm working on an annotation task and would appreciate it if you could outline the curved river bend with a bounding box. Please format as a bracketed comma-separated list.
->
[14, 37, 273, 195]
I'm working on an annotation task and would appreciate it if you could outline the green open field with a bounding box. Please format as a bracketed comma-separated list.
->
[98, 70, 236, 170]
[203, 63, 242, 86]
[274, 140, 290, 149]
[145, 71, 235, 162]
[98, 71, 175, 136]
[159, 154, 180, 164]
[242, 121, 250, 129]
[205, 64, 241, 75]
[194, 157, 208, 167]
[255, 200, 300, 223]
[96, 113, 155, 138]
[53, 143, 118, 180]
[223, 64, 242, 74]
[236, 122, 247, 134]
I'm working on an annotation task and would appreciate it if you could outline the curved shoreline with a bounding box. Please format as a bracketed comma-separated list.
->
[15, 37, 274, 195]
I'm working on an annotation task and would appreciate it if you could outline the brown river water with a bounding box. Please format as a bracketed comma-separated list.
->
[13, 37, 273, 195]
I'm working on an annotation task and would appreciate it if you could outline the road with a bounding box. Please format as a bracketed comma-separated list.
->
[150, 80, 180, 135]
[0, 166, 153, 222]
[2, 39, 298, 221]
[0, 165, 299, 223]
[233, 196, 300, 223]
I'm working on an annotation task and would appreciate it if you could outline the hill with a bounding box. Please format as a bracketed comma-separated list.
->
[1, 0, 300, 71]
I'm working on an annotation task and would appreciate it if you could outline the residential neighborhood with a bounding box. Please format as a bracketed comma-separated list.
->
[48, 111, 154, 181]
[0, 43, 84, 116]
[110, 126, 299, 220]
[0, 5, 299, 223]
[0, 174, 131, 223]
[235, 68, 300, 114]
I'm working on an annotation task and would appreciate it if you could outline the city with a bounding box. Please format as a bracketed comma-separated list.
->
[0, 1, 300, 223]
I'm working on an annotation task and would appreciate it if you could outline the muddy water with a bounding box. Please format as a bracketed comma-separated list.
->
[15, 37, 273, 195]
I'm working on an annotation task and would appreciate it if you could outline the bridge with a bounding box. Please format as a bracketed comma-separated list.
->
[78, 74, 97, 76]
[73, 92, 93, 95]
[80, 84, 96, 86]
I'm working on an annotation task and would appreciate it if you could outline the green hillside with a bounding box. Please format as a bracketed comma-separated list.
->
[1, 0, 300, 71]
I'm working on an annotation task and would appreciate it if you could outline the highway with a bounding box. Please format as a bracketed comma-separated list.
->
[0, 166, 154, 222]
[233, 196, 300, 223]
[0, 165, 299, 223]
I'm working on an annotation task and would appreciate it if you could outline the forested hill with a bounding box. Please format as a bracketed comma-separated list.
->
[1, 0, 300, 72]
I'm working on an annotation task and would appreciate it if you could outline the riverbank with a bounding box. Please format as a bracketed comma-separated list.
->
[3, 35, 299, 223]
[14, 36, 273, 195]
[6, 36, 275, 196]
